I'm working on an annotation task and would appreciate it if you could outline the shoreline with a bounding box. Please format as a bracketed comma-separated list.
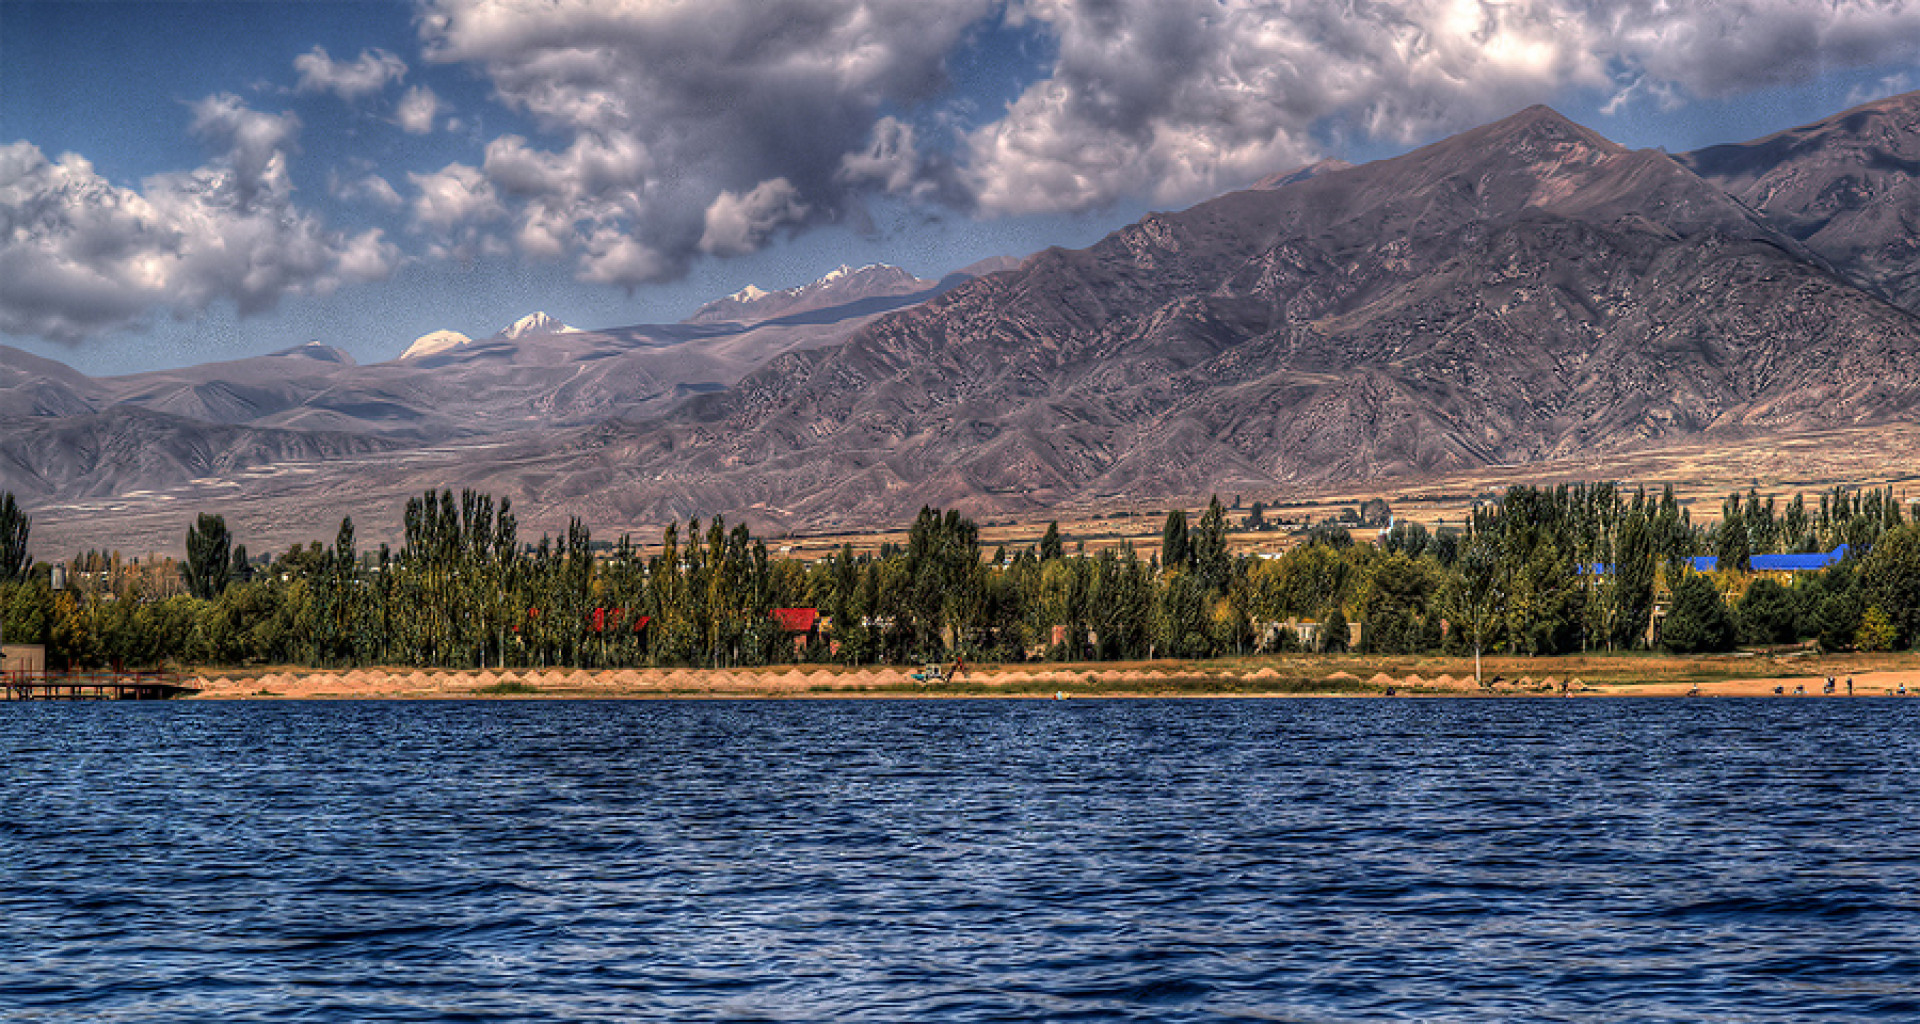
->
[171, 654, 1920, 700]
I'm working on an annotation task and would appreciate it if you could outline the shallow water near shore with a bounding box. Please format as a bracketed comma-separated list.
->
[3, 699, 1918, 1022]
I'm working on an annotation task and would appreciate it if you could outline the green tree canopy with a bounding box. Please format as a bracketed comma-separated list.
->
[1735, 577, 1798, 646]
[1860, 524, 1920, 648]
[1161, 509, 1189, 569]
[184, 513, 233, 600]
[0, 492, 29, 583]
[1039, 521, 1064, 562]
[1662, 573, 1735, 653]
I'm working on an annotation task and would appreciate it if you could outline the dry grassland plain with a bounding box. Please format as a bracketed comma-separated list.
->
[613, 423, 1920, 566]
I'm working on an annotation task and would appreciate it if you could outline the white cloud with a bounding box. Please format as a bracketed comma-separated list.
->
[408, 162, 505, 232]
[396, 0, 1920, 271]
[416, 0, 997, 279]
[837, 116, 945, 200]
[475, 132, 658, 276]
[578, 226, 669, 286]
[16, 2, 1918, 336]
[396, 85, 441, 134]
[967, 0, 1606, 214]
[0, 96, 395, 341]
[1845, 72, 1914, 108]
[293, 46, 408, 103]
[336, 229, 402, 283]
[406, 163, 510, 265]
[699, 178, 810, 257]
[1607, 0, 1920, 100]
[330, 170, 405, 208]
[955, 0, 1920, 215]
[188, 93, 301, 205]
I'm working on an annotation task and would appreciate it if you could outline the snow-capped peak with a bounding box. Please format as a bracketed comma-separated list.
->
[686, 264, 926, 325]
[498, 311, 579, 340]
[400, 329, 473, 361]
[398, 312, 579, 360]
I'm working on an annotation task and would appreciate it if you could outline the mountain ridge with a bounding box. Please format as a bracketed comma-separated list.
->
[685, 263, 936, 325]
[557, 103, 1920, 525]
[14, 99, 1920, 550]
[1681, 89, 1920, 310]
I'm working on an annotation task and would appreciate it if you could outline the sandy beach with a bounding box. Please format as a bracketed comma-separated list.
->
[175, 657, 1920, 699]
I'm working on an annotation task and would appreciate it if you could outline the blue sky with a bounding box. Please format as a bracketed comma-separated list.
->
[6, 0, 1920, 375]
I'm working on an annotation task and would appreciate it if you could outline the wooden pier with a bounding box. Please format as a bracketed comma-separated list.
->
[2, 671, 199, 701]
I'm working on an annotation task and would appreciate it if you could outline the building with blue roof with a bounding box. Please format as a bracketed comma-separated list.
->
[1687, 545, 1850, 574]
[1580, 545, 1850, 576]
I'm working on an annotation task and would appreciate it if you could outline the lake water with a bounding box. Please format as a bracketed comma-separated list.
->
[3, 698, 1917, 1022]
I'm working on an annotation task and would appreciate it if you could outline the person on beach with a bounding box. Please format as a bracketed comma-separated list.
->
[951, 657, 966, 680]
[1847, 677, 1854, 697]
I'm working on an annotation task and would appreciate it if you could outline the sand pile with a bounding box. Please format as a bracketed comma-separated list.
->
[606, 669, 643, 690]
[1324, 671, 1360, 683]
[803, 669, 838, 688]
[863, 668, 902, 688]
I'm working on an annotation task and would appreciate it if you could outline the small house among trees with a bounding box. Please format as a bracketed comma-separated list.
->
[770, 607, 821, 652]
[1685, 546, 1849, 576]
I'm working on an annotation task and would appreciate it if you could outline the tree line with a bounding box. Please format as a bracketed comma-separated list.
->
[3, 483, 1920, 672]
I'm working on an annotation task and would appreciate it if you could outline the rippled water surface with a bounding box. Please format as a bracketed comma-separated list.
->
[4, 698, 1919, 1022]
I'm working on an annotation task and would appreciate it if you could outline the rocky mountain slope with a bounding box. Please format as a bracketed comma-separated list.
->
[686, 264, 937, 324]
[540, 105, 1920, 526]
[0, 405, 404, 500]
[1682, 90, 1920, 314]
[17, 97, 1920, 550]
[0, 262, 999, 506]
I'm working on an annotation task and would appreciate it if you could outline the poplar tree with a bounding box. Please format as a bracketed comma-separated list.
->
[1161, 508, 1189, 569]
[184, 513, 233, 600]
[1611, 510, 1656, 649]
[1192, 496, 1231, 593]
[1039, 521, 1064, 561]
[0, 492, 29, 583]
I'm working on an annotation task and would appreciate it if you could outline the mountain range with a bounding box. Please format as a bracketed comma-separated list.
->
[12, 92, 1920, 554]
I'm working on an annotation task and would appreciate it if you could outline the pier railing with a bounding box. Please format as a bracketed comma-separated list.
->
[1, 670, 200, 701]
